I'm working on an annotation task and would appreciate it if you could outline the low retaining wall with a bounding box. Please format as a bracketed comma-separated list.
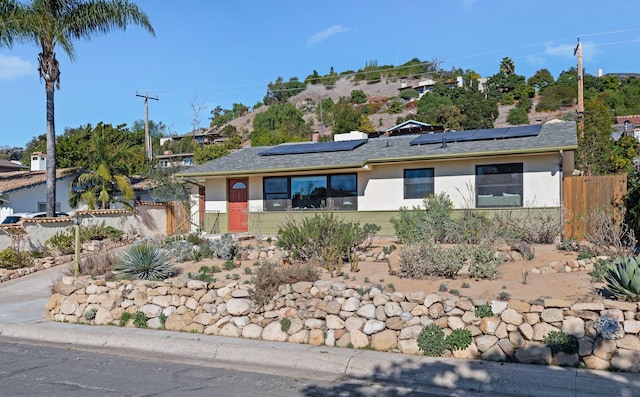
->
[45, 276, 640, 372]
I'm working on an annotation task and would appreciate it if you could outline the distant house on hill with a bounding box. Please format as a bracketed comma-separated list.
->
[614, 115, 640, 141]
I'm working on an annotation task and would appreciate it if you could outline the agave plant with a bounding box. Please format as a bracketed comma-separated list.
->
[603, 255, 640, 301]
[116, 241, 179, 281]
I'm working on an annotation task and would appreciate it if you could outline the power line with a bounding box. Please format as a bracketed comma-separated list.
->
[135, 28, 640, 99]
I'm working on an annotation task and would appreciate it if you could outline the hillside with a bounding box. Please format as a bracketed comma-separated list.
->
[225, 76, 576, 139]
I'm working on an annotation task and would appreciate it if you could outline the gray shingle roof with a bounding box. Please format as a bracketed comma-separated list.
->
[178, 121, 577, 177]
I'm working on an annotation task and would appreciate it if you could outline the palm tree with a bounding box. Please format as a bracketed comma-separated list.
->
[499, 57, 515, 76]
[69, 122, 135, 210]
[0, 0, 154, 216]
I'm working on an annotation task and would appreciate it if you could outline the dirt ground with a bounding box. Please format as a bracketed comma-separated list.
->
[175, 238, 599, 303]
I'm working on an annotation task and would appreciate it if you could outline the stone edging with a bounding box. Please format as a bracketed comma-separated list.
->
[45, 276, 640, 372]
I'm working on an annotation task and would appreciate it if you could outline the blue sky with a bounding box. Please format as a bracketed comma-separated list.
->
[1, 0, 640, 148]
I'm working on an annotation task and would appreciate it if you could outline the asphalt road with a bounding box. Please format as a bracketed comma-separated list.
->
[0, 340, 455, 397]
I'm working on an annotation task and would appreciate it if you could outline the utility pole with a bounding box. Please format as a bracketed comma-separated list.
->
[136, 92, 159, 162]
[574, 38, 584, 139]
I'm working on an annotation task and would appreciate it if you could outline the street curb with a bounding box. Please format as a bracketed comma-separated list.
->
[2, 322, 640, 397]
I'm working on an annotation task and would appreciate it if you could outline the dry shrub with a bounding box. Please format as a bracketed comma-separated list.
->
[76, 250, 118, 277]
[250, 262, 319, 307]
[492, 208, 562, 244]
[583, 207, 636, 257]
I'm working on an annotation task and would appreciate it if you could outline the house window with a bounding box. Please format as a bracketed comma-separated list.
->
[38, 202, 61, 212]
[291, 175, 327, 209]
[263, 174, 357, 211]
[404, 168, 434, 199]
[328, 174, 357, 209]
[183, 157, 193, 166]
[476, 163, 523, 207]
[264, 177, 289, 211]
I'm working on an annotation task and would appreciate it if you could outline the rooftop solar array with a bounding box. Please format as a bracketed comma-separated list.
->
[259, 139, 367, 156]
[409, 124, 542, 146]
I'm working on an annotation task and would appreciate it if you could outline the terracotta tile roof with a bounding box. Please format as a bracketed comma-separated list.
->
[615, 115, 640, 125]
[0, 168, 83, 194]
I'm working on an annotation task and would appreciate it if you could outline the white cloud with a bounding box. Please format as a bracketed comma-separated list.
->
[544, 41, 600, 63]
[306, 25, 350, 47]
[0, 54, 35, 81]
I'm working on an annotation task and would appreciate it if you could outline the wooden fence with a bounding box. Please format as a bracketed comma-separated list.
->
[563, 174, 627, 240]
[166, 201, 190, 236]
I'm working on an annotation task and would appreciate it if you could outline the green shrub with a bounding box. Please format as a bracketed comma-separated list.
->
[83, 308, 98, 321]
[280, 318, 291, 332]
[115, 241, 179, 281]
[132, 311, 148, 328]
[277, 211, 379, 277]
[590, 259, 608, 282]
[603, 255, 640, 301]
[474, 304, 494, 318]
[417, 324, 447, 357]
[223, 260, 235, 271]
[445, 328, 472, 351]
[577, 251, 593, 260]
[80, 222, 123, 241]
[0, 248, 20, 270]
[543, 331, 578, 355]
[399, 243, 500, 280]
[391, 193, 453, 244]
[46, 229, 75, 255]
[119, 311, 132, 327]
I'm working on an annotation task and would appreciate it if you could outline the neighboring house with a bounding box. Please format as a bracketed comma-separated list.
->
[398, 77, 488, 99]
[0, 159, 28, 173]
[155, 151, 194, 168]
[159, 128, 224, 147]
[0, 167, 83, 223]
[614, 115, 640, 141]
[177, 120, 577, 235]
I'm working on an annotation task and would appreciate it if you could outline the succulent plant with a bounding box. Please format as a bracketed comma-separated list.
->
[594, 315, 624, 340]
[116, 241, 179, 281]
[603, 255, 640, 301]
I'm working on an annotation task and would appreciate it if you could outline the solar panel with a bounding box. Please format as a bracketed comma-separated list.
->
[504, 124, 542, 138]
[259, 139, 367, 156]
[444, 130, 479, 142]
[409, 133, 447, 145]
[473, 128, 508, 140]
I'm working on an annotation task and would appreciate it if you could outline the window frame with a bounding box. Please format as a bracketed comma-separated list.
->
[404, 168, 435, 199]
[475, 162, 523, 208]
[263, 173, 357, 211]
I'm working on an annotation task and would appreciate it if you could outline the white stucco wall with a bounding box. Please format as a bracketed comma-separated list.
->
[197, 152, 563, 214]
[204, 179, 227, 212]
[359, 153, 561, 210]
[0, 176, 76, 222]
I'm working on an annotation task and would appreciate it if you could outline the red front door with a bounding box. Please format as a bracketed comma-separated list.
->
[228, 179, 248, 232]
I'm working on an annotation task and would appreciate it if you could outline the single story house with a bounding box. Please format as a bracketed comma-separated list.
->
[177, 120, 577, 235]
[0, 168, 83, 223]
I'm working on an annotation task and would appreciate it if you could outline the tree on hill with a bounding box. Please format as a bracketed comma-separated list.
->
[527, 69, 555, 92]
[0, 0, 154, 217]
[251, 102, 311, 145]
[263, 77, 306, 105]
